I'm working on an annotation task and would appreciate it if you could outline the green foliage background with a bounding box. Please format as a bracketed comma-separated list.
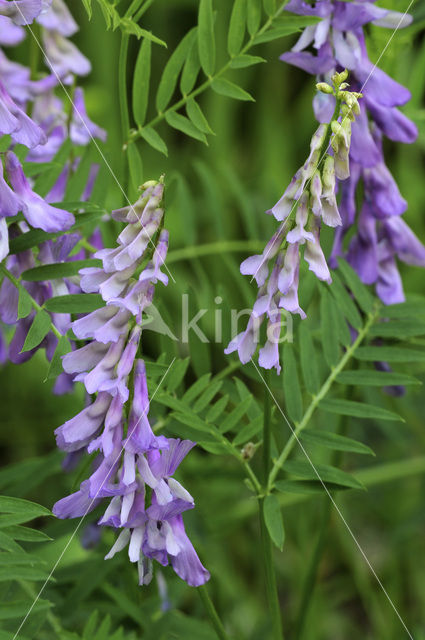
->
[1, 1, 425, 638]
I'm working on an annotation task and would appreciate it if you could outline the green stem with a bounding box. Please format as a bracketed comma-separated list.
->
[260, 371, 284, 640]
[259, 497, 284, 640]
[267, 305, 380, 492]
[129, 1, 289, 145]
[198, 585, 230, 640]
[0, 264, 62, 340]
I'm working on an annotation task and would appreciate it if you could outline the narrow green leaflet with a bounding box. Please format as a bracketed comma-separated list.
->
[275, 479, 349, 495]
[369, 318, 425, 338]
[263, 0, 275, 16]
[17, 287, 33, 320]
[0, 496, 50, 519]
[193, 379, 223, 412]
[127, 143, 144, 194]
[228, 0, 246, 56]
[282, 460, 364, 490]
[338, 258, 374, 313]
[219, 395, 252, 434]
[156, 28, 197, 112]
[165, 358, 190, 393]
[198, 0, 215, 76]
[21, 310, 51, 352]
[330, 271, 363, 330]
[44, 293, 104, 313]
[183, 373, 211, 403]
[233, 415, 262, 445]
[211, 78, 255, 101]
[381, 299, 425, 318]
[263, 494, 285, 550]
[283, 344, 303, 423]
[180, 39, 201, 95]
[0, 599, 52, 620]
[300, 429, 375, 456]
[165, 111, 207, 144]
[247, 0, 262, 36]
[206, 395, 229, 422]
[21, 259, 101, 282]
[319, 398, 404, 422]
[45, 335, 72, 381]
[320, 288, 340, 367]
[186, 98, 214, 134]
[336, 369, 421, 387]
[299, 323, 320, 394]
[354, 345, 425, 362]
[133, 37, 151, 127]
[229, 54, 266, 68]
[139, 127, 168, 156]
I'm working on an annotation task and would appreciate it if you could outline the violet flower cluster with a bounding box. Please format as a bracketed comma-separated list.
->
[0, 0, 105, 373]
[226, 74, 361, 373]
[53, 180, 210, 588]
[281, 0, 425, 304]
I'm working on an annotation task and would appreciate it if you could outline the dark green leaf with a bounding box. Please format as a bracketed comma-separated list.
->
[133, 36, 151, 127]
[300, 429, 375, 456]
[275, 479, 349, 495]
[0, 496, 50, 518]
[21, 259, 101, 282]
[319, 398, 403, 422]
[330, 271, 363, 330]
[206, 395, 229, 422]
[320, 288, 340, 367]
[283, 460, 364, 490]
[228, 0, 246, 56]
[263, 494, 285, 550]
[180, 38, 200, 95]
[283, 344, 303, 422]
[165, 111, 208, 143]
[263, 0, 275, 16]
[139, 127, 168, 156]
[233, 415, 262, 445]
[354, 346, 425, 363]
[17, 288, 33, 320]
[336, 369, 421, 387]
[369, 318, 425, 338]
[165, 358, 190, 393]
[44, 293, 104, 313]
[127, 142, 144, 194]
[183, 374, 211, 403]
[247, 0, 261, 36]
[299, 323, 320, 394]
[198, 0, 215, 76]
[338, 258, 374, 313]
[211, 78, 255, 101]
[45, 335, 71, 381]
[380, 299, 425, 318]
[186, 98, 214, 134]
[21, 310, 51, 352]
[156, 29, 197, 112]
[219, 395, 252, 434]
[193, 380, 223, 412]
[0, 599, 52, 620]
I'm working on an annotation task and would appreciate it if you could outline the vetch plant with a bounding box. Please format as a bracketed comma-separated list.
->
[0, 2, 425, 640]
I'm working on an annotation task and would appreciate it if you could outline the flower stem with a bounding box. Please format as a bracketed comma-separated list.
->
[198, 585, 230, 640]
[260, 372, 284, 640]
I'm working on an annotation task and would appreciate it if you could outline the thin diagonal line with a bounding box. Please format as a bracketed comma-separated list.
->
[251, 359, 414, 640]
[251, 0, 415, 283]
[12, 3, 176, 284]
[12, 358, 176, 640]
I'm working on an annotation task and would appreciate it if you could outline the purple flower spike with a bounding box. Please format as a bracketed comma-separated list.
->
[5, 152, 75, 232]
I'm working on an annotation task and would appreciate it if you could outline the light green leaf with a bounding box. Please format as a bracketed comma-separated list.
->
[336, 369, 421, 387]
[369, 318, 425, 338]
[338, 258, 374, 313]
[211, 78, 255, 101]
[320, 398, 404, 422]
[193, 380, 223, 413]
[299, 324, 320, 394]
[180, 38, 201, 95]
[233, 414, 262, 445]
[21, 259, 101, 282]
[330, 271, 363, 330]
[263, 0, 275, 16]
[300, 429, 375, 456]
[0, 599, 52, 620]
[198, 0, 215, 76]
[81, 0, 92, 18]
[186, 98, 214, 134]
[127, 142, 144, 194]
[45, 335, 71, 381]
[21, 310, 51, 352]
[263, 494, 285, 550]
[206, 395, 229, 422]
[230, 54, 266, 68]
[0, 496, 50, 519]
[283, 344, 303, 423]
[381, 299, 425, 318]
[252, 25, 307, 45]
[44, 293, 104, 313]
[283, 460, 364, 490]
[133, 37, 151, 127]
[166, 358, 190, 393]
[165, 111, 208, 143]
[139, 127, 168, 156]
[275, 479, 349, 495]
[247, 0, 262, 36]
[183, 373, 211, 403]
[156, 28, 197, 112]
[228, 0, 246, 56]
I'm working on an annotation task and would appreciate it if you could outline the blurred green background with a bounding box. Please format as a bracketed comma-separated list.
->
[1, 1, 425, 638]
